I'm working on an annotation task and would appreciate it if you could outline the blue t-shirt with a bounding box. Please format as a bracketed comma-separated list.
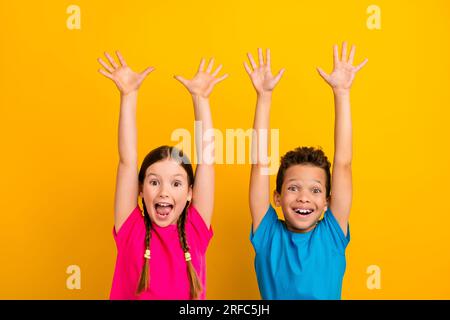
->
[250, 205, 350, 300]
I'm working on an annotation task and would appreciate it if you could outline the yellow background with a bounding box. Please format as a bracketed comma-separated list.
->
[1, 0, 449, 299]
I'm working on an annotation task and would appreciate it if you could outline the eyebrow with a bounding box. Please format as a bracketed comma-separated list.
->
[287, 178, 323, 185]
[146, 173, 185, 178]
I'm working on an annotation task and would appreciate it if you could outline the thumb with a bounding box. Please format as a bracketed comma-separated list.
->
[213, 73, 229, 85]
[316, 67, 330, 82]
[174, 75, 189, 87]
[274, 68, 285, 83]
[140, 66, 155, 78]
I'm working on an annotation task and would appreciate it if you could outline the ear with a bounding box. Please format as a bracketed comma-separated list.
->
[273, 190, 281, 207]
[324, 197, 330, 212]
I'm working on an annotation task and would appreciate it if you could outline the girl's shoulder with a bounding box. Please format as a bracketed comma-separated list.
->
[186, 204, 213, 249]
[113, 206, 145, 247]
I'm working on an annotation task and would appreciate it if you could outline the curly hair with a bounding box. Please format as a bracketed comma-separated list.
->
[275, 146, 331, 198]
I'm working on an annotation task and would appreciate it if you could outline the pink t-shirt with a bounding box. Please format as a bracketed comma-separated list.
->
[110, 204, 213, 300]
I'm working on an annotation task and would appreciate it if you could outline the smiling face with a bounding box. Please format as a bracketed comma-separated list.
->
[139, 158, 193, 227]
[274, 164, 329, 233]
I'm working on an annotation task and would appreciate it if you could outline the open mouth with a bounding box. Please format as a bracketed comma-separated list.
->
[293, 208, 314, 216]
[154, 202, 173, 218]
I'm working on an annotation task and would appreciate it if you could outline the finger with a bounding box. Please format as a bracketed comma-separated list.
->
[104, 52, 119, 69]
[174, 75, 189, 87]
[258, 48, 264, 66]
[98, 68, 113, 80]
[333, 44, 339, 67]
[243, 61, 252, 75]
[97, 58, 114, 73]
[212, 64, 223, 77]
[198, 58, 206, 73]
[140, 66, 155, 78]
[213, 73, 229, 84]
[348, 45, 356, 65]
[116, 51, 127, 67]
[266, 48, 271, 69]
[206, 58, 215, 74]
[274, 68, 285, 83]
[341, 41, 348, 62]
[355, 58, 368, 72]
[247, 52, 257, 69]
[317, 67, 330, 82]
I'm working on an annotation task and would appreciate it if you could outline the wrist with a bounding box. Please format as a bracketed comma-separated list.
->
[121, 90, 138, 99]
[332, 88, 350, 97]
[192, 94, 210, 103]
[257, 91, 273, 100]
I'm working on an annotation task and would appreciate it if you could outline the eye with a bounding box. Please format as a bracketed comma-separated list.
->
[287, 185, 298, 192]
[149, 179, 159, 186]
[173, 180, 182, 187]
[312, 188, 322, 194]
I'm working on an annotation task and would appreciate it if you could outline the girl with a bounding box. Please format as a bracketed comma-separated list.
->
[97, 51, 228, 299]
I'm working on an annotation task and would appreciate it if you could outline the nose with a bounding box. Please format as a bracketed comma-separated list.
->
[158, 183, 169, 199]
[296, 191, 310, 203]
[159, 193, 169, 199]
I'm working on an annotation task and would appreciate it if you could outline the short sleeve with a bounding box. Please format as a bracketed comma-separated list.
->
[186, 204, 213, 253]
[112, 206, 143, 249]
[250, 204, 279, 252]
[321, 208, 350, 253]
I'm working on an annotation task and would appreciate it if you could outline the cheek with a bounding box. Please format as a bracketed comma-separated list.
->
[142, 185, 158, 199]
[281, 193, 294, 205]
[174, 187, 189, 201]
[315, 195, 327, 207]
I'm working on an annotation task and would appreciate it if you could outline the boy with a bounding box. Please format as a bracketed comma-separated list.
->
[245, 43, 368, 299]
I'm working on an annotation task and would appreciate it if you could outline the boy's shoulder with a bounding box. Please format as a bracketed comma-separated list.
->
[315, 209, 351, 252]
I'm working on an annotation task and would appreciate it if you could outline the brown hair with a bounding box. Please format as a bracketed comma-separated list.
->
[276, 146, 331, 198]
[135, 145, 202, 299]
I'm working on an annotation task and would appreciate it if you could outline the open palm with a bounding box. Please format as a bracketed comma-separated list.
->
[97, 51, 154, 95]
[317, 42, 368, 91]
[174, 58, 228, 98]
[244, 48, 285, 94]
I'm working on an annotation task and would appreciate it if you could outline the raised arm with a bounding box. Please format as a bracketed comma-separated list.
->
[97, 51, 154, 233]
[317, 42, 368, 236]
[245, 48, 285, 232]
[174, 58, 228, 228]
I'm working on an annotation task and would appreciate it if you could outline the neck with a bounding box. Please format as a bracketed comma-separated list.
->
[285, 220, 318, 234]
